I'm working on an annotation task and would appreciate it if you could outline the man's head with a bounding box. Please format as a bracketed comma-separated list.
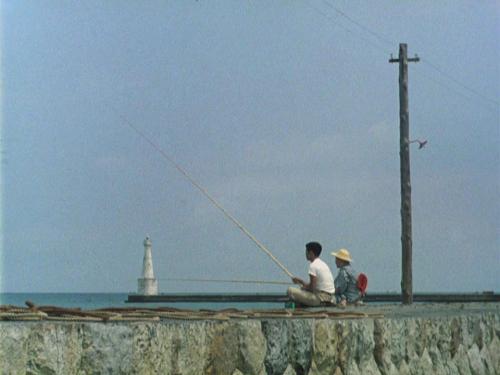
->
[305, 241, 322, 261]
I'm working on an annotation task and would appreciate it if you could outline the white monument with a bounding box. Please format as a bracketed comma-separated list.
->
[137, 236, 158, 295]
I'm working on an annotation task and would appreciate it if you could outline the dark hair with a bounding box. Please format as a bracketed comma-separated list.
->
[306, 242, 322, 257]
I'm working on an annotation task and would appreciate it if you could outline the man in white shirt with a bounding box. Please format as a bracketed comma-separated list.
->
[287, 242, 335, 307]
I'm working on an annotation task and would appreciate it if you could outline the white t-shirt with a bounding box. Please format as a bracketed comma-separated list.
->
[308, 258, 335, 294]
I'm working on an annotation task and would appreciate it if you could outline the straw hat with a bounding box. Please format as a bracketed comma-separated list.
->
[331, 248, 353, 262]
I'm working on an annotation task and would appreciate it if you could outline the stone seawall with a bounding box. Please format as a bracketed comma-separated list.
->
[0, 304, 498, 375]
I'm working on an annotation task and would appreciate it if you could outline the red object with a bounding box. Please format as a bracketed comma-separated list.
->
[357, 273, 368, 295]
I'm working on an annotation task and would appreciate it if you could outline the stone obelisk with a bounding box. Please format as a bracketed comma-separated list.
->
[137, 236, 158, 295]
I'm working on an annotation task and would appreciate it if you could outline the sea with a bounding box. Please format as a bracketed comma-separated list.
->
[0, 293, 283, 311]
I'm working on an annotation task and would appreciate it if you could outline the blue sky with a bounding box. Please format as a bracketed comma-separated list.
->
[1, 1, 498, 293]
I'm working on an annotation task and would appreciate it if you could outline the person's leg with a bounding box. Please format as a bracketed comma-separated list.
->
[287, 287, 321, 307]
[317, 291, 336, 306]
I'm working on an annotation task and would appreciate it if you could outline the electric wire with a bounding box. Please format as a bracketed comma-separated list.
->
[420, 58, 500, 108]
[321, 0, 394, 49]
[308, 0, 500, 112]
[303, 1, 391, 55]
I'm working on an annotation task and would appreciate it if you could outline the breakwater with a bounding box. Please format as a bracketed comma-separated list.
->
[0, 303, 498, 374]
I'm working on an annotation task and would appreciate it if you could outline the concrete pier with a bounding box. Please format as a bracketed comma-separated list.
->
[126, 291, 500, 304]
[0, 303, 498, 374]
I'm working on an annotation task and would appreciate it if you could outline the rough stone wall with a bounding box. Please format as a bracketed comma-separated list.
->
[0, 313, 498, 375]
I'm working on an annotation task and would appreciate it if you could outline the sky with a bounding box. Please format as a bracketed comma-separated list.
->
[0, 1, 498, 294]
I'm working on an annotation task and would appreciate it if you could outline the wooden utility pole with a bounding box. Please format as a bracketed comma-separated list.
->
[389, 43, 419, 305]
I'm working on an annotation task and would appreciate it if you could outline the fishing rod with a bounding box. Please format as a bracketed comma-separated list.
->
[110, 107, 294, 278]
[159, 278, 292, 285]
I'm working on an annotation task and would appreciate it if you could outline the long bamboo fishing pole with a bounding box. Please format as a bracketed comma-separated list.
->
[159, 278, 292, 285]
[111, 108, 294, 278]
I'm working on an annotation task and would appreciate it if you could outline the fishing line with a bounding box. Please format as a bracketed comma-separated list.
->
[108, 106, 294, 278]
[159, 278, 292, 285]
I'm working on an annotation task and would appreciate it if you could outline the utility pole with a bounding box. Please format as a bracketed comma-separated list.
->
[389, 43, 419, 305]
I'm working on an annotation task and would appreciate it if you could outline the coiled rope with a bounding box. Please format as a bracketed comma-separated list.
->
[0, 301, 383, 321]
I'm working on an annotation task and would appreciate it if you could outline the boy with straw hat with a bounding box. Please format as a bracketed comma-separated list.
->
[331, 248, 362, 306]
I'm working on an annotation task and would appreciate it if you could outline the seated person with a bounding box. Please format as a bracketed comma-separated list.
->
[331, 248, 362, 306]
[288, 242, 335, 307]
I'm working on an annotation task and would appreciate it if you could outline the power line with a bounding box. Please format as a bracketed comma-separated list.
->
[420, 58, 500, 108]
[303, 1, 391, 56]
[309, 0, 500, 112]
[415, 68, 497, 113]
[321, 0, 394, 49]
